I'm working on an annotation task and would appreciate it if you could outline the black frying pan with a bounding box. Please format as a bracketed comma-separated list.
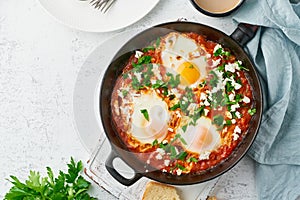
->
[100, 22, 262, 186]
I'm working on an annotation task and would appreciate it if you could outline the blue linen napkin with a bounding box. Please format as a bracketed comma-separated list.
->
[233, 0, 300, 199]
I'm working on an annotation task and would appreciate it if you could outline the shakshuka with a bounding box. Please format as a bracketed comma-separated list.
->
[110, 32, 256, 175]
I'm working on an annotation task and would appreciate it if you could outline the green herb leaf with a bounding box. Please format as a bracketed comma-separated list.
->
[176, 151, 188, 161]
[170, 103, 180, 111]
[176, 164, 186, 171]
[122, 90, 129, 97]
[182, 124, 188, 132]
[156, 37, 161, 47]
[143, 46, 155, 52]
[213, 115, 224, 126]
[140, 109, 150, 121]
[152, 80, 167, 89]
[152, 139, 158, 146]
[214, 48, 223, 57]
[166, 72, 181, 88]
[187, 157, 198, 163]
[248, 108, 256, 116]
[5, 157, 96, 200]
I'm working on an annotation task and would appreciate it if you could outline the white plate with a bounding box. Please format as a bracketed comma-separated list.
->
[73, 29, 140, 152]
[38, 0, 160, 32]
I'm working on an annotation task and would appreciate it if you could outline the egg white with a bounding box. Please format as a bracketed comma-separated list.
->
[179, 117, 221, 154]
[160, 32, 208, 87]
[130, 91, 170, 144]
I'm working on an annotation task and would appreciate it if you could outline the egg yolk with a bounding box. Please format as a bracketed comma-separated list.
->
[177, 62, 200, 85]
[193, 126, 213, 149]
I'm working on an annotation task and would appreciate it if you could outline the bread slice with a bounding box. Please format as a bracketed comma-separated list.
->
[142, 181, 181, 200]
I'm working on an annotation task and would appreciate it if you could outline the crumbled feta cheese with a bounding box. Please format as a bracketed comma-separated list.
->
[235, 111, 242, 119]
[152, 64, 162, 80]
[156, 148, 165, 155]
[135, 50, 143, 59]
[176, 169, 182, 176]
[155, 153, 163, 160]
[200, 92, 207, 101]
[243, 96, 251, 104]
[164, 160, 170, 166]
[234, 125, 242, 134]
[162, 169, 167, 173]
[168, 127, 174, 132]
[231, 119, 236, 124]
[204, 100, 210, 106]
[199, 151, 211, 160]
[233, 82, 242, 90]
[175, 111, 181, 118]
[231, 104, 240, 112]
[225, 63, 236, 73]
[204, 109, 209, 116]
[135, 72, 142, 82]
[232, 132, 239, 141]
[187, 103, 197, 115]
[212, 59, 221, 67]
[228, 93, 235, 101]
[206, 54, 211, 58]
[162, 140, 168, 145]
[131, 93, 141, 97]
[213, 44, 223, 53]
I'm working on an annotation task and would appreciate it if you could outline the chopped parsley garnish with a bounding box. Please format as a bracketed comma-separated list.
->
[156, 37, 161, 47]
[166, 72, 181, 88]
[152, 80, 167, 89]
[213, 115, 224, 126]
[152, 139, 158, 146]
[248, 108, 256, 116]
[122, 90, 128, 97]
[190, 106, 205, 125]
[237, 61, 249, 71]
[209, 70, 219, 88]
[143, 46, 155, 52]
[182, 124, 188, 132]
[225, 120, 232, 126]
[187, 157, 198, 163]
[175, 163, 186, 171]
[214, 48, 231, 58]
[122, 73, 129, 79]
[214, 48, 223, 57]
[170, 103, 180, 111]
[140, 109, 149, 121]
[235, 94, 243, 102]
[176, 151, 188, 161]
[131, 76, 143, 90]
[137, 55, 152, 65]
[225, 81, 235, 92]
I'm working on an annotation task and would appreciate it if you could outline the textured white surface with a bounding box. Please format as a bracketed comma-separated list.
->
[0, 0, 257, 199]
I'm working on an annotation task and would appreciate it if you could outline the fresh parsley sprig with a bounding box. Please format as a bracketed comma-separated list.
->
[5, 157, 96, 200]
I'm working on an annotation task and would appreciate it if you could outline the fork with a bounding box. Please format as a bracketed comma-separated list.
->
[80, 0, 117, 13]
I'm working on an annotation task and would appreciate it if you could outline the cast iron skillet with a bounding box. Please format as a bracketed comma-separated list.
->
[100, 22, 262, 186]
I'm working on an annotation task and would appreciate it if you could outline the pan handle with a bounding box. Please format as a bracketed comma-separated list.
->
[105, 150, 143, 186]
[230, 23, 259, 46]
